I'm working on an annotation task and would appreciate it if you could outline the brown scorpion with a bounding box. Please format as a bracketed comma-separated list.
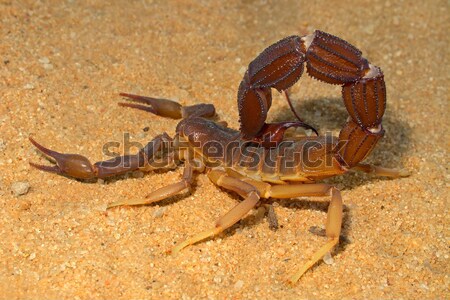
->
[29, 30, 408, 284]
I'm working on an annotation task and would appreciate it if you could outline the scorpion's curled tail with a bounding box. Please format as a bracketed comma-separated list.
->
[237, 30, 386, 168]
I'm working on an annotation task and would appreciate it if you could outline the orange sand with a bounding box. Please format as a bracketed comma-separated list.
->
[0, 1, 448, 299]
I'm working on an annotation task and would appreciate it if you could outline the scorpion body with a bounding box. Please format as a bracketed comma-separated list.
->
[176, 116, 345, 184]
[29, 30, 408, 284]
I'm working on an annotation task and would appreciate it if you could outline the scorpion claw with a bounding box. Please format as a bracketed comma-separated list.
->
[29, 162, 63, 175]
[29, 137, 97, 179]
[118, 102, 157, 114]
[119, 92, 183, 119]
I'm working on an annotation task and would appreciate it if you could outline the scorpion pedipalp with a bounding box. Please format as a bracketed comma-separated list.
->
[29, 137, 97, 179]
[119, 93, 183, 119]
[29, 133, 173, 179]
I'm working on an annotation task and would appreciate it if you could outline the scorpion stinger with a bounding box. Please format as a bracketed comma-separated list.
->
[284, 90, 319, 136]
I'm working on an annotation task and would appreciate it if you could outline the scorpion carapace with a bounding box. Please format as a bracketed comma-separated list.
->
[238, 30, 386, 169]
[29, 31, 408, 285]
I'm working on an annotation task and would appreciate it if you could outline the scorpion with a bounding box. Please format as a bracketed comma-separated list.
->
[29, 30, 408, 284]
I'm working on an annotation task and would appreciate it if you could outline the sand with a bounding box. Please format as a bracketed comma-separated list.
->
[0, 0, 448, 299]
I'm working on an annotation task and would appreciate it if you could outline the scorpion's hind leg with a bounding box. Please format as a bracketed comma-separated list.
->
[171, 170, 261, 254]
[287, 187, 342, 285]
[352, 163, 410, 178]
[119, 93, 216, 119]
[264, 183, 343, 284]
[29, 133, 171, 180]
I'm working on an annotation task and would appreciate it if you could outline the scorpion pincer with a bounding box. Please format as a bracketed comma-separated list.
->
[29, 30, 409, 284]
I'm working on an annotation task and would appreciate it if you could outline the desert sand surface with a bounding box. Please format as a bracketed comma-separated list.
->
[0, 1, 448, 299]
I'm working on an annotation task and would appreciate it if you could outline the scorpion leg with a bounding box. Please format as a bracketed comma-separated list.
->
[259, 183, 342, 283]
[29, 133, 171, 179]
[267, 183, 332, 198]
[171, 170, 261, 254]
[352, 163, 410, 178]
[107, 161, 203, 208]
[264, 203, 279, 231]
[267, 185, 342, 285]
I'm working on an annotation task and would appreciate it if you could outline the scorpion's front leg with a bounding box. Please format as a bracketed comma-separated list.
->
[107, 160, 205, 208]
[29, 133, 172, 180]
[268, 185, 343, 285]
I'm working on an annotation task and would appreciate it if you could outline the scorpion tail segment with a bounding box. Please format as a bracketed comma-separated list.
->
[237, 36, 307, 139]
[303, 30, 370, 85]
[342, 65, 386, 128]
[119, 93, 183, 119]
[29, 137, 97, 179]
[247, 35, 306, 91]
[237, 77, 272, 139]
[336, 120, 384, 168]
[337, 66, 386, 169]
